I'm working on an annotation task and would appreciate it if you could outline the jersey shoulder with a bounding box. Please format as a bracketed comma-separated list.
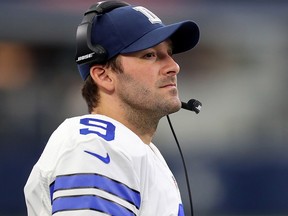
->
[36, 114, 148, 171]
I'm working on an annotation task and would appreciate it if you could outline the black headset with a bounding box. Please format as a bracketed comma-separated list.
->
[75, 1, 130, 65]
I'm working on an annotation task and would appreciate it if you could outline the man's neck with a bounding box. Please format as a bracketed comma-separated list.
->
[92, 103, 160, 144]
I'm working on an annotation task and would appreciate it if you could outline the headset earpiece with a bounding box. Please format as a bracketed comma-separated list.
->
[75, 1, 130, 65]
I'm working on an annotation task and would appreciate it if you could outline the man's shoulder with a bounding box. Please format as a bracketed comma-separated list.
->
[54, 114, 148, 155]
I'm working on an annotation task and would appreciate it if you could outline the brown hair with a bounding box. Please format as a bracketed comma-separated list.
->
[81, 56, 123, 113]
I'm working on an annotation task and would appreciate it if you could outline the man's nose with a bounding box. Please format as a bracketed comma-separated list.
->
[161, 55, 180, 76]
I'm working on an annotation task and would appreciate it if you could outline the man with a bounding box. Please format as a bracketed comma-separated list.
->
[24, 1, 199, 215]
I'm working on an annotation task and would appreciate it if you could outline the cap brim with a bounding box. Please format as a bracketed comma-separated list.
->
[120, 20, 199, 54]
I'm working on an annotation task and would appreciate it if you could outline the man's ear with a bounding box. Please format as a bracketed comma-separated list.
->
[90, 65, 114, 92]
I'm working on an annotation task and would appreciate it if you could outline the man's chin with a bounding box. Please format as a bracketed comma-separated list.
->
[170, 103, 182, 114]
[165, 99, 182, 114]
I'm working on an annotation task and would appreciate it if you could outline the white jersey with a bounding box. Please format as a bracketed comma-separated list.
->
[24, 114, 185, 216]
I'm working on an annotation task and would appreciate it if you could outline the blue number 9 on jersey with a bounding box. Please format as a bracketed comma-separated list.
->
[79, 118, 116, 141]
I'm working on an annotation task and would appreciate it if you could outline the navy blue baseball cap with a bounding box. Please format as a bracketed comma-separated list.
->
[77, 5, 200, 80]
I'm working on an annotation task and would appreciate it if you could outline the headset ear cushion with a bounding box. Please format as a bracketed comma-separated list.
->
[75, 1, 131, 66]
[75, 17, 107, 65]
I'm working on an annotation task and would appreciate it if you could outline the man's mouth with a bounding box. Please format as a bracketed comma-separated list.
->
[160, 83, 177, 88]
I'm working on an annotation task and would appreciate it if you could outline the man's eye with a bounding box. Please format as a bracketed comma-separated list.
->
[144, 53, 156, 58]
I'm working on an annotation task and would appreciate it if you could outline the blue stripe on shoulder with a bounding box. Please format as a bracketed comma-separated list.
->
[50, 173, 141, 209]
[50, 182, 55, 203]
[178, 203, 185, 216]
[52, 195, 136, 215]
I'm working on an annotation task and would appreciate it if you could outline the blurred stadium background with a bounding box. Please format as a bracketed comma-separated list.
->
[0, 0, 287, 215]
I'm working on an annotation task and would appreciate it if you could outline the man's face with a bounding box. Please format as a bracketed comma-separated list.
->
[114, 40, 182, 117]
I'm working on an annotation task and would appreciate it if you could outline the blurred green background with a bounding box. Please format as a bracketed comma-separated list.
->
[0, 0, 287, 215]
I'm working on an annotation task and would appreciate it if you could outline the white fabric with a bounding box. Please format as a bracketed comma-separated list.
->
[24, 114, 184, 216]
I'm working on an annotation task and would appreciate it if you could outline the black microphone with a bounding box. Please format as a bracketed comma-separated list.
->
[181, 99, 202, 114]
